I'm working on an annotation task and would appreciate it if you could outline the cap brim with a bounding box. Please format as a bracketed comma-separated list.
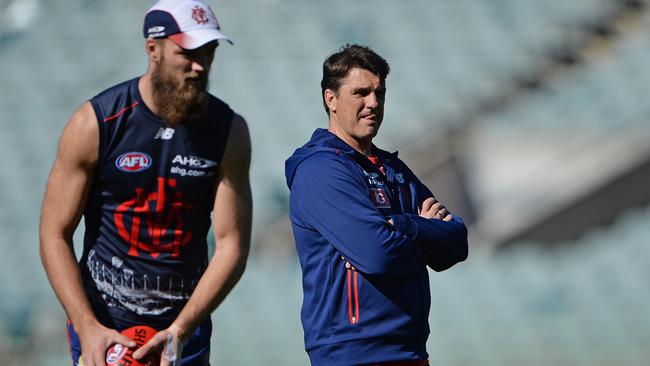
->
[169, 29, 233, 50]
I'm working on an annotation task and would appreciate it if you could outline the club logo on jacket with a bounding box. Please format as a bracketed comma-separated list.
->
[370, 188, 391, 209]
[115, 152, 152, 173]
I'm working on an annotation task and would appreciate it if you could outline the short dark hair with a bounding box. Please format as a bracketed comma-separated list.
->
[320, 44, 390, 114]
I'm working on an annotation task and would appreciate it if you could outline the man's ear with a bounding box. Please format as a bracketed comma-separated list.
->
[324, 89, 337, 113]
[145, 38, 162, 64]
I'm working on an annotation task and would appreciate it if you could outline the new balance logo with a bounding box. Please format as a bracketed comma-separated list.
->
[154, 127, 175, 140]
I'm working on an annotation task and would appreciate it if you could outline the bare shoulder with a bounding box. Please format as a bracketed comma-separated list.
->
[41, 101, 99, 231]
[221, 113, 251, 173]
[227, 113, 251, 154]
[58, 101, 99, 168]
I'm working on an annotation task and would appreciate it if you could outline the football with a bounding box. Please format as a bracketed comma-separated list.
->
[106, 325, 160, 366]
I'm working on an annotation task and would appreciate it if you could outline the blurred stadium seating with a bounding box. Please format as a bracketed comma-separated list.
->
[187, 205, 650, 366]
[6, 205, 647, 365]
[0, 0, 648, 365]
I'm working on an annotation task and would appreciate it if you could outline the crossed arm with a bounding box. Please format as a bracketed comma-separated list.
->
[290, 155, 467, 277]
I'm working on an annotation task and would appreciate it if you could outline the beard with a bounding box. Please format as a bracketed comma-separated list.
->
[151, 66, 209, 125]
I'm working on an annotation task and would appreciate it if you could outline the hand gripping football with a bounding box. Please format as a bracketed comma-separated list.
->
[106, 325, 160, 366]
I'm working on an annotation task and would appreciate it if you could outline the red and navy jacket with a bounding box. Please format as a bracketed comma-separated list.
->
[285, 129, 468, 365]
[80, 77, 233, 329]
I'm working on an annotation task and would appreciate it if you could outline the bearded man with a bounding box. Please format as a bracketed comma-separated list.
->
[39, 1, 252, 365]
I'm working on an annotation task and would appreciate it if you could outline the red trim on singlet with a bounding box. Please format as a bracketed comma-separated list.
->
[103, 101, 140, 123]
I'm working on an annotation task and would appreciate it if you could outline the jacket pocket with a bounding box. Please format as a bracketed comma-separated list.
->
[346, 267, 360, 324]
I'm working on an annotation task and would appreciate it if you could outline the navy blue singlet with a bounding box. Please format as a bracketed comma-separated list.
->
[80, 77, 233, 329]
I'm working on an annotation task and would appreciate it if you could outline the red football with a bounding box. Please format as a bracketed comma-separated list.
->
[106, 325, 160, 366]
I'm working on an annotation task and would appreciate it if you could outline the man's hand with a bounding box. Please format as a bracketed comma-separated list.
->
[419, 197, 452, 222]
[77, 320, 136, 366]
[132, 324, 184, 366]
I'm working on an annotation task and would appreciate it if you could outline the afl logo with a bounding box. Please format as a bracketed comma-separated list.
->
[106, 343, 128, 364]
[116, 152, 152, 172]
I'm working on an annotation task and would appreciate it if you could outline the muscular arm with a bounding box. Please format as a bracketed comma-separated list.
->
[173, 112, 252, 337]
[134, 114, 252, 364]
[39, 102, 135, 366]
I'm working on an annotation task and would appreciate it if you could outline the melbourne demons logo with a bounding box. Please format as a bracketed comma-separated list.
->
[370, 188, 391, 209]
[191, 5, 210, 24]
[114, 177, 193, 258]
[115, 152, 152, 173]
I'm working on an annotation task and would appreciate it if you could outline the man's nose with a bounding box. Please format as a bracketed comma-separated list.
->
[191, 59, 206, 73]
[365, 92, 379, 109]
[191, 53, 212, 73]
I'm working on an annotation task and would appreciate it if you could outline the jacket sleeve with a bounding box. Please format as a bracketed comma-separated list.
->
[385, 166, 468, 271]
[290, 154, 427, 276]
[388, 213, 468, 272]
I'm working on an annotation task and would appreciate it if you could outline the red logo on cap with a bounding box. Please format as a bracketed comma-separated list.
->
[192, 5, 209, 24]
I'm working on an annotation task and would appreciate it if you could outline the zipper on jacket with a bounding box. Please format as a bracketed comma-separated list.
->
[346, 268, 360, 324]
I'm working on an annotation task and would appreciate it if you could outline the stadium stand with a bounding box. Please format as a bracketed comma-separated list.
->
[213, 205, 650, 366]
[0, 0, 648, 365]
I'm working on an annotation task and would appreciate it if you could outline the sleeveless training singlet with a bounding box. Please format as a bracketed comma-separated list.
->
[80, 77, 233, 328]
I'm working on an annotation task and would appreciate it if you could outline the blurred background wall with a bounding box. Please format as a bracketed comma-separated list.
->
[0, 0, 649, 364]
